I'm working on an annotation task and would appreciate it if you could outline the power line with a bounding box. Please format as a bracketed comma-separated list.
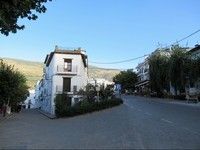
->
[89, 29, 200, 65]
[89, 55, 149, 64]
[171, 29, 200, 46]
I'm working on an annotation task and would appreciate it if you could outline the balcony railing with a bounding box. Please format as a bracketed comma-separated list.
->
[56, 65, 78, 75]
[55, 85, 78, 95]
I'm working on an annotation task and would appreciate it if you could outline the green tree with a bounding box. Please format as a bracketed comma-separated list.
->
[0, 0, 51, 36]
[0, 60, 29, 110]
[113, 69, 138, 92]
[99, 84, 114, 100]
[169, 45, 188, 95]
[78, 84, 96, 103]
[149, 52, 170, 96]
[185, 54, 200, 87]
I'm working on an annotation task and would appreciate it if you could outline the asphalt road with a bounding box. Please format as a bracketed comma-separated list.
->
[0, 95, 200, 149]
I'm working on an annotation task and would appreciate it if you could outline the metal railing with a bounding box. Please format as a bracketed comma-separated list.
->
[55, 85, 79, 94]
[57, 65, 78, 74]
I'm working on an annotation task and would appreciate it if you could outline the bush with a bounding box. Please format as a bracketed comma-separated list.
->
[55, 94, 72, 117]
[173, 94, 186, 100]
[55, 97, 123, 118]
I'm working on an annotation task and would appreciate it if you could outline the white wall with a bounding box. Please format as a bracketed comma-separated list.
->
[38, 52, 88, 115]
[24, 90, 35, 109]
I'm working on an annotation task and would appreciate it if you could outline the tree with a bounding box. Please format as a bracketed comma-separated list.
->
[99, 84, 114, 100]
[113, 69, 138, 92]
[148, 52, 170, 96]
[169, 45, 188, 95]
[78, 84, 96, 103]
[0, 60, 29, 110]
[0, 0, 51, 36]
[185, 54, 200, 87]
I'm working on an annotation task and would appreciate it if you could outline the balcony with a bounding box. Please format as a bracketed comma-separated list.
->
[56, 65, 78, 75]
[55, 85, 79, 95]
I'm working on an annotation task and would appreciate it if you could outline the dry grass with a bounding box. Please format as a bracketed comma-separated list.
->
[2, 58, 120, 90]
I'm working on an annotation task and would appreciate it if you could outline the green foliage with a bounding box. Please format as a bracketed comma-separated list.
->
[78, 84, 96, 103]
[185, 56, 200, 85]
[0, 60, 29, 108]
[149, 44, 200, 97]
[99, 84, 114, 100]
[149, 52, 170, 96]
[0, 0, 51, 35]
[113, 69, 138, 92]
[55, 98, 123, 118]
[169, 45, 188, 94]
[54, 94, 71, 117]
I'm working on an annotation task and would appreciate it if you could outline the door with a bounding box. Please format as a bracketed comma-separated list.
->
[63, 77, 71, 93]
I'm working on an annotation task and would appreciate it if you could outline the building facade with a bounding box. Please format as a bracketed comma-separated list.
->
[88, 78, 114, 87]
[35, 46, 88, 115]
[135, 58, 150, 93]
[187, 44, 200, 95]
[135, 48, 171, 94]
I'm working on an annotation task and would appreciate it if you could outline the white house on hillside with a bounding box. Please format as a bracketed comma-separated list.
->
[88, 78, 114, 87]
[35, 46, 88, 115]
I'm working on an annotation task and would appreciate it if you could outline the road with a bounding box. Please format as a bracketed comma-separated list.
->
[0, 95, 200, 149]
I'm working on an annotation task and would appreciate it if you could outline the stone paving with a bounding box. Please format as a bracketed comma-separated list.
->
[0, 96, 200, 149]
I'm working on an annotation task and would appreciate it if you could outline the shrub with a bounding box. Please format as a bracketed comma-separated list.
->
[55, 97, 123, 118]
[55, 94, 72, 117]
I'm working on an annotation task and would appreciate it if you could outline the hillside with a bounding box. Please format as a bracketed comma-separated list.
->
[1, 58, 120, 89]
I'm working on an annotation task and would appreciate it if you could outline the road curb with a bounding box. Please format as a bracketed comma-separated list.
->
[37, 109, 56, 119]
[0, 113, 14, 122]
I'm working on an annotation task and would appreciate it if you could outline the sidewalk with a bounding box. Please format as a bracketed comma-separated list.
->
[126, 94, 200, 108]
[0, 113, 14, 122]
[37, 109, 56, 119]
[169, 100, 200, 107]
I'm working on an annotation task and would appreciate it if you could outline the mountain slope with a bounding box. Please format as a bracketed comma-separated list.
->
[1, 58, 120, 89]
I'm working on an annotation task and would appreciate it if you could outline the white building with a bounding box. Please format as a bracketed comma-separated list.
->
[35, 46, 88, 115]
[135, 58, 150, 93]
[135, 48, 171, 93]
[187, 44, 200, 93]
[88, 78, 114, 87]
[24, 90, 35, 109]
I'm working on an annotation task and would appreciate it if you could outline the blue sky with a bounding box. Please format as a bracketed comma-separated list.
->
[0, 0, 200, 69]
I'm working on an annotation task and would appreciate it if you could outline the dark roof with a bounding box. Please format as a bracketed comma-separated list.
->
[189, 44, 200, 53]
[45, 48, 88, 67]
[44, 54, 49, 64]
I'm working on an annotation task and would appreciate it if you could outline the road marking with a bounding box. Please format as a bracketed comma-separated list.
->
[161, 118, 173, 124]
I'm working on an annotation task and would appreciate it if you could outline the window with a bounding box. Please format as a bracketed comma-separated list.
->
[64, 59, 72, 72]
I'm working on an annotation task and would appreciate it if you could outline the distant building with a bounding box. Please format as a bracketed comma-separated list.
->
[135, 58, 150, 93]
[24, 90, 35, 109]
[35, 46, 88, 115]
[88, 78, 114, 87]
[189, 44, 200, 58]
[187, 44, 200, 92]
[135, 48, 171, 94]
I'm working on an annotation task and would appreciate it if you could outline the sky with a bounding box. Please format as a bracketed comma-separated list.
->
[0, 0, 200, 69]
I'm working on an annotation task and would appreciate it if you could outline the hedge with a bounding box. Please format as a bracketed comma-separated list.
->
[55, 97, 123, 118]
